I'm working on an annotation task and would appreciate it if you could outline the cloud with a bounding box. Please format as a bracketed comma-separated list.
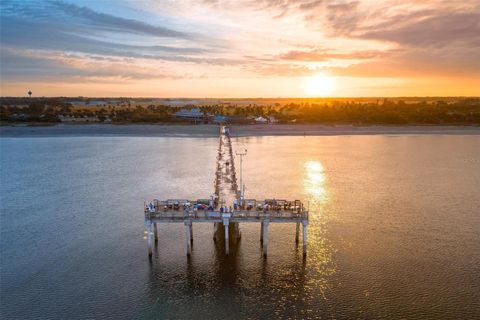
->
[358, 12, 480, 47]
[245, 0, 480, 48]
[43, 0, 193, 39]
[278, 49, 389, 61]
[245, 62, 314, 77]
[1, 16, 201, 53]
[298, 1, 324, 11]
[0, 48, 184, 81]
[0, 0, 241, 73]
[325, 47, 480, 78]
[0, 15, 240, 67]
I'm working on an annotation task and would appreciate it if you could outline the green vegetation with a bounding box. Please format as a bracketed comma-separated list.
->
[1, 97, 479, 125]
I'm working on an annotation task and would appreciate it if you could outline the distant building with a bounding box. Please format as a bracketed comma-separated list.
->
[214, 115, 228, 123]
[228, 115, 255, 124]
[58, 115, 99, 122]
[255, 116, 268, 123]
[10, 113, 28, 121]
[173, 108, 204, 119]
[69, 100, 113, 107]
[268, 116, 278, 123]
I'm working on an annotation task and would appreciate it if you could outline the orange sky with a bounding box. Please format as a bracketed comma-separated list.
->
[1, 0, 479, 97]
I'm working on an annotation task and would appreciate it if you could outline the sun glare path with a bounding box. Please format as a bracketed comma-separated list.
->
[304, 160, 328, 203]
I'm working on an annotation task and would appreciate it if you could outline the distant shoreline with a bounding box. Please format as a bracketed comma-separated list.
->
[231, 124, 480, 136]
[1, 123, 479, 137]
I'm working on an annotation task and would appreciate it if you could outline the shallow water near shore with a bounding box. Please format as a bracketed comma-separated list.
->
[1, 134, 480, 319]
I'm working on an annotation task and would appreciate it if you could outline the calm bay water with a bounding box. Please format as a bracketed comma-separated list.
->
[1, 133, 479, 319]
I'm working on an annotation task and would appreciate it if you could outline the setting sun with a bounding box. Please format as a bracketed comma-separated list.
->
[304, 74, 336, 97]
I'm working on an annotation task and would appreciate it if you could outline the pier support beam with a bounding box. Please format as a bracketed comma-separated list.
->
[153, 222, 158, 244]
[295, 222, 300, 244]
[213, 222, 219, 240]
[302, 221, 308, 257]
[262, 220, 269, 257]
[235, 223, 241, 240]
[147, 222, 152, 258]
[185, 221, 192, 256]
[260, 221, 264, 243]
[189, 223, 193, 244]
[224, 220, 230, 255]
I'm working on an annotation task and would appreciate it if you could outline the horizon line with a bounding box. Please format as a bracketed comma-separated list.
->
[2, 96, 480, 99]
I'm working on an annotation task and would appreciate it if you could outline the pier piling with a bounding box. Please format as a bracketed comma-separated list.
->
[262, 220, 269, 257]
[213, 222, 219, 240]
[295, 222, 300, 244]
[235, 223, 241, 240]
[302, 221, 308, 257]
[147, 222, 152, 258]
[224, 220, 230, 255]
[260, 221, 264, 243]
[185, 221, 192, 256]
[189, 223, 193, 244]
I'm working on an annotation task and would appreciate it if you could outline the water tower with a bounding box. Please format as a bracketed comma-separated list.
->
[28, 90, 32, 98]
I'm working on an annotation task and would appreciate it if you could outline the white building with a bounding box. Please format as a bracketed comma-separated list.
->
[254, 116, 268, 123]
[58, 115, 100, 122]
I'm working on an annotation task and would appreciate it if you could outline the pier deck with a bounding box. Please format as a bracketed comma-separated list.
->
[144, 126, 308, 258]
[146, 208, 308, 223]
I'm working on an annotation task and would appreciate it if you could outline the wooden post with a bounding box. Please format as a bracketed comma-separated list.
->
[295, 222, 300, 243]
[223, 220, 230, 255]
[147, 222, 152, 258]
[213, 222, 218, 240]
[262, 220, 269, 257]
[302, 221, 308, 257]
[224, 220, 230, 255]
[260, 221, 264, 243]
[153, 222, 158, 244]
[236, 223, 241, 240]
[189, 223, 193, 243]
[185, 222, 192, 256]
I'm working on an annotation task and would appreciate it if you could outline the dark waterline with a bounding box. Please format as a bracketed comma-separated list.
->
[1, 135, 480, 319]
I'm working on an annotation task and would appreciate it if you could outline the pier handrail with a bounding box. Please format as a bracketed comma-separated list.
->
[146, 199, 307, 216]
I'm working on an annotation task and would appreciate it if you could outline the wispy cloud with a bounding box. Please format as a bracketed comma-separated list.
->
[358, 11, 480, 47]
[0, 47, 191, 81]
[278, 49, 390, 61]
[50, 0, 192, 39]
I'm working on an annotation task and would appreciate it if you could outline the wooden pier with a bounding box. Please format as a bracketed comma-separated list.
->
[144, 126, 309, 258]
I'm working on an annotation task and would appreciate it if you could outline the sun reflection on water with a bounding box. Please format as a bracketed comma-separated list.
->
[302, 160, 336, 297]
[304, 160, 328, 204]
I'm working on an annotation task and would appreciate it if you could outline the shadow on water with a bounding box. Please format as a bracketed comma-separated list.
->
[144, 226, 310, 319]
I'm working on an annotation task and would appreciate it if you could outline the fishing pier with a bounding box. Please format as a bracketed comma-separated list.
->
[144, 126, 309, 258]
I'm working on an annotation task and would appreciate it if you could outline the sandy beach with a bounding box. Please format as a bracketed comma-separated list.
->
[1, 123, 479, 137]
[231, 124, 480, 136]
[0, 124, 220, 137]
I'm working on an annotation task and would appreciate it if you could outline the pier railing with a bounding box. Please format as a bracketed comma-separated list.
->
[145, 207, 308, 221]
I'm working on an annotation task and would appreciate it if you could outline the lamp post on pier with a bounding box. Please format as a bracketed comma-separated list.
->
[235, 149, 247, 205]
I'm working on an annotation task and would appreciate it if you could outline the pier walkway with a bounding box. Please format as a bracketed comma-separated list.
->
[144, 126, 308, 258]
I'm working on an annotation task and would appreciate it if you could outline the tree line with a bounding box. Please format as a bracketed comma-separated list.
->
[1, 98, 479, 125]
